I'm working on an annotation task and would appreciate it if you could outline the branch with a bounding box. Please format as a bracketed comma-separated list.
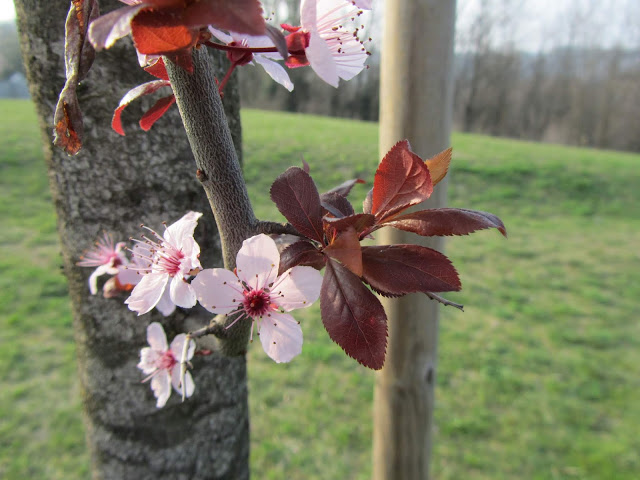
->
[425, 292, 464, 311]
[254, 220, 301, 236]
[165, 49, 256, 354]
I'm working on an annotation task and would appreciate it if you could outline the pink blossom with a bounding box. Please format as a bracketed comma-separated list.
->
[125, 211, 202, 316]
[209, 28, 294, 92]
[137, 322, 195, 408]
[284, 0, 371, 87]
[77, 232, 129, 295]
[192, 234, 323, 363]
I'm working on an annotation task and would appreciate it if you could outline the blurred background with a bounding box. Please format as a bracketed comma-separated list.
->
[1, 0, 638, 479]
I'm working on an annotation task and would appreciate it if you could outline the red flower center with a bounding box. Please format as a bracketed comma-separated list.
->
[242, 289, 272, 318]
[157, 350, 176, 370]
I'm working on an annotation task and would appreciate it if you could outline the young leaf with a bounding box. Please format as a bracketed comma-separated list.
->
[111, 79, 171, 135]
[324, 227, 363, 276]
[323, 213, 376, 234]
[131, 8, 199, 55]
[363, 187, 373, 214]
[320, 259, 388, 370]
[320, 192, 354, 218]
[278, 241, 325, 276]
[88, 3, 145, 50]
[424, 148, 452, 186]
[139, 95, 176, 131]
[361, 245, 461, 295]
[324, 178, 366, 198]
[270, 167, 324, 243]
[371, 140, 433, 217]
[382, 208, 507, 237]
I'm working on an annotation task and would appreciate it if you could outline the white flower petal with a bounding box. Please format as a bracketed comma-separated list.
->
[192, 268, 244, 314]
[151, 371, 171, 408]
[236, 234, 280, 290]
[169, 277, 197, 309]
[117, 265, 143, 286]
[88, 264, 111, 295]
[146, 322, 168, 351]
[307, 29, 339, 87]
[137, 347, 159, 374]
[125, 273, 169, 315]
[170, 334, 195, 361]
[300, 0, 317, 31]
[156, 286, 176, 317]
[272, 266, 323, 312]
[164, 211, 202, 248]
[171, 366, 195, 398]
[259, 312, 303, 363]
[254, 55, 294, 91]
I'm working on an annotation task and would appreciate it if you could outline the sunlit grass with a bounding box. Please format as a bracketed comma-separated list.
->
[1, 100, 638, 479]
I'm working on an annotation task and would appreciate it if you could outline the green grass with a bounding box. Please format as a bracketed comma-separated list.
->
[1, 100, 639, 479]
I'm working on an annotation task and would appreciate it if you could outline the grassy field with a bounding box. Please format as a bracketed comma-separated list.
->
[1, 99, 639, 479]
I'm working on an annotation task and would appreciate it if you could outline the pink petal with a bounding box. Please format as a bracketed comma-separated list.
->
[125, 272, 169, 315]
[236, 234, 280, 290]
[271, 266, 323, 312]
[155, 286, 176, 316]
[146, 322, 168, 351]
[88, 4, 146, 50]
[151, 370, 171, 408]
[192, 268, 244, 314]
[300, 0, 317, 31]
[353, 0, 372, 9]
[117, 266, 143, 286]
[259, 312, 303, 363]
[179, 237, 202, 272]
[306, 29, 339, 87]
[171, 366, 195, 398]
[169, 276, 197, 309]
[170, 334, 195, 361]
[164, 211, 202, 248]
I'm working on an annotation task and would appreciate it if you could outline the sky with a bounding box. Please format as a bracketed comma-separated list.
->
[1, 0, 15, 22]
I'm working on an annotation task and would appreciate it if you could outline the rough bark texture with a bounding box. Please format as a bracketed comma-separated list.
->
[373, 1, 456, 479]
[15, 1, 249, 478]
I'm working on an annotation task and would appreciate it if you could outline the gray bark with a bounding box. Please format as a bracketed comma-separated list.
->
[15, 1, 249, 478]
[373, 1, 456, 479]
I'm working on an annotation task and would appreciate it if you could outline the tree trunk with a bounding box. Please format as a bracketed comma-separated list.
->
[15, 1, 249, 478]
[373, 2, 456, 479]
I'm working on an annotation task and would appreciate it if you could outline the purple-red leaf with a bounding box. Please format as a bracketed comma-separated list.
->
[324, 227, 363, 276]
[111, 79, 171, 135]
[139, 94, 176, 131]
[270, 167, 324, 243]
[53, 0, 100, 155]
[320, 192, 354, 218]
[278, 241, 325, 276]
[183, 0, 266, 36]
[88, 3, 144, 50]
[383, 208, 507, 237]
[361, 245, 461, 295]
[371, 140, 433, 218]
[324, 213, 376, 234]
[320, 259, 388, 370]
[325, 178, 366, 198]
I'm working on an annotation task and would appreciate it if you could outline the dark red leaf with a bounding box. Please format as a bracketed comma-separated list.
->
[320, 192, 354, 218]
[324, 178, 366, 198]
[324, 227, 363, 276]
[139, 94, 176, 131]
[320, 259, 387, 370]
[324, 213, 376, 234]
[270, 167, 324, 243]
[53, 0, 100, 155]
[183, 0, 266, 36]
[278, 241, 325, 276]
[88, 3, 144, 50]
[371, 140, 433, 218]
[111, 79, 171, 135]
[131, 8, 199, 55]
[383, 208, 507, 237]
[361, 245, 461, 295]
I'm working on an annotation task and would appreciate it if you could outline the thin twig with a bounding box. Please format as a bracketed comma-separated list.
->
[425, 292, 464, 311]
